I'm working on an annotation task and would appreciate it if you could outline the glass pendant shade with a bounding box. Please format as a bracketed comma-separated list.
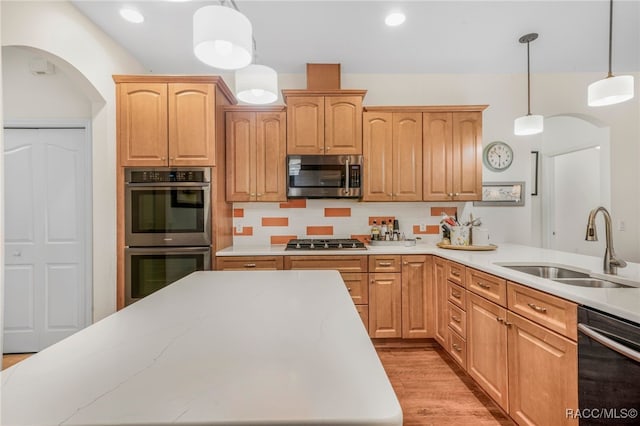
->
[514, 114, 544, 136]
[588, 75, 634, 106]
[193, 5, 252, 70]
[236, 65, 278, 104]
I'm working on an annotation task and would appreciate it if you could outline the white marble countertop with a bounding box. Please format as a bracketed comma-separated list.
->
[217, 243, 640, 324]
[1, 271, 402, 426]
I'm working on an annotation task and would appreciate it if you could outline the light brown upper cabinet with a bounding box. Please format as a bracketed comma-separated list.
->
[363, 111, 423, 201]
[115, 76, 235, 166]
[423, 110, 485, 201]
[226, 107, 286, 202]
[282, 90, 366, 155]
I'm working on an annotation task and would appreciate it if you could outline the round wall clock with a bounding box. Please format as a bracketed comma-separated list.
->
[483, 141, 513, 172]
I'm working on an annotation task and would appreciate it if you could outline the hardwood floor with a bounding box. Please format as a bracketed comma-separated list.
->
[3, 347, 513, 425]
[376, 346, 514, 425]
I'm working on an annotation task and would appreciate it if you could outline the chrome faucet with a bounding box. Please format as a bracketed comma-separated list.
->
[585, 206, 627, 275]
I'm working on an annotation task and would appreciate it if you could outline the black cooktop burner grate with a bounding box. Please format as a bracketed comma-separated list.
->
[285, 238, 367, 250]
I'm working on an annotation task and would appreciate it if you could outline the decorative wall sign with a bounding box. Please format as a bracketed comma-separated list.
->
[473, 181, 525, 206]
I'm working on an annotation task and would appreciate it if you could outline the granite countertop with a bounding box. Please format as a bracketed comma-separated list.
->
[217, 243, 640, 324]
[1, 271, 402, 426]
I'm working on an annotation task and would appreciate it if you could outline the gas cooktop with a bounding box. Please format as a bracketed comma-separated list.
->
[285, 238, 367, 250]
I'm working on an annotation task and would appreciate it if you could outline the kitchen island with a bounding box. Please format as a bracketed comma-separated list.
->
[1, 271, 402, 426]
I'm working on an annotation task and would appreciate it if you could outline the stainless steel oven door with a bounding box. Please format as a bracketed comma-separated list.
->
[125, 247, 211, 306]
[125, 182, 211, 247]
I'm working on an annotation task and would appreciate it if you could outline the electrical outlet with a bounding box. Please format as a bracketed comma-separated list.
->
[618, 220, 625, 231]
[235, 224, 243, 234]
[419, 223, 427, 232]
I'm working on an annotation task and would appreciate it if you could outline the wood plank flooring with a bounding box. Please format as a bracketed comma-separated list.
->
[3, 348, 514, 425]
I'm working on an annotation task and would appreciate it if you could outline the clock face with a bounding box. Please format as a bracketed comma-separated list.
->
[483, 142, 513, 172]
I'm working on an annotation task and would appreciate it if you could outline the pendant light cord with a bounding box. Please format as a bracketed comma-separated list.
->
[527, 40, 531, 116]
[608, 0, 614, 78]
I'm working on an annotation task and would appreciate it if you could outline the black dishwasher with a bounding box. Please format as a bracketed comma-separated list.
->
[578, 306, 640, 425]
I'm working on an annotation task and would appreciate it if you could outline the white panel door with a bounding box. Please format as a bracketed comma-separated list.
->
[3, 127, 89, 353]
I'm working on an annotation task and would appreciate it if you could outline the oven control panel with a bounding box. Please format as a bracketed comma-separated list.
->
[126, 168, 210, 183]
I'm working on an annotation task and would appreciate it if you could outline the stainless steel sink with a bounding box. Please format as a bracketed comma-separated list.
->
[500, 265, 589, 279]
[496, 264, 634, 288]
[552, 278, 632, 288]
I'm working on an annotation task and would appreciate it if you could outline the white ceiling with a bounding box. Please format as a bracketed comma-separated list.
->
[71, 0, 640, 75]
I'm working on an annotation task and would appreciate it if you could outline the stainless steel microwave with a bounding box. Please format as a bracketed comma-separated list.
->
[287, 155, 362, 198]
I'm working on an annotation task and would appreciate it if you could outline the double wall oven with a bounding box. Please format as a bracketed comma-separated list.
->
[125, 168, 211, 305]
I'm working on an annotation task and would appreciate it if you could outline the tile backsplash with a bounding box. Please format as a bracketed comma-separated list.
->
[232, 199, 470, 246]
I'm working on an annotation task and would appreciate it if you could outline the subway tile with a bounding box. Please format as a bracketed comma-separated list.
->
[307, 225, 334, 236]
[261, 217, 289, 227]
[233, 208, 244, 218]
[279, 199, 307, 208]
[325, 208, 351, 217]
[430, 207, 457, 217]
[413, 225, 441, 235]
[233, 226, 253, 236]
[270, 235, 297, 245]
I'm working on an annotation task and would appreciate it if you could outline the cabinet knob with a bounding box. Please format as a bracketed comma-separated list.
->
[161, 157, 166, 161]
[347, 287, 352, 292]
[257, 193, 263, 197]
[388, 193, 393, 197]
[448, 192, 454, 197]
[250, 193, 256, 197]
[169, 157, 175, 160]
[454, 192, 460, 197]
[403, 261, 408, 265]
[326, 146, 330, 151]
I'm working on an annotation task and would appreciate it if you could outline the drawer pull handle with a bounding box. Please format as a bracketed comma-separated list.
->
[527, 303, 547, 313]
[379, 262, 392, 266]
[504, 321, 513, 327]
[477, 282, 491, 289]
[496, 317, 504, 323]
[451, 291, 461, 299]
[451, 270, 461, 277]
[452, 315, 461, 323]
[452, 343, 462, 352]
[244, 263, 257, 268]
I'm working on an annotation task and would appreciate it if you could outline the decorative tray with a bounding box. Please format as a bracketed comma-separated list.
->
[436, 242, 498, 251]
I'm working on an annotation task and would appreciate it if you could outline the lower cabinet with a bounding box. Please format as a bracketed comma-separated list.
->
[216, 256, 284, 270]
[466, 292, 509, 410]
[369, 255, 432, 338]
[433, 257, 448, 346]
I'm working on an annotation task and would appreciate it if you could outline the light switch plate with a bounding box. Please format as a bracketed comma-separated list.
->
[235, 224, 243, 234]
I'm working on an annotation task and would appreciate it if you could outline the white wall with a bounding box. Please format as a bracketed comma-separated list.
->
[1, 1, 145, 322]
[2, 46, 92, 118]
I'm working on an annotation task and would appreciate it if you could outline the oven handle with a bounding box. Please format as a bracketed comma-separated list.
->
[127, 247, 211, 255]
[126, 182, 210, 188]
[578, 323, 640, 363]
[344, 158, 350, 195]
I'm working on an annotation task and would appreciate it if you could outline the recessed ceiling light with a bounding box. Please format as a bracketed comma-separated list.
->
[119, 8, 144, 24]
[385, 12, 406, 27]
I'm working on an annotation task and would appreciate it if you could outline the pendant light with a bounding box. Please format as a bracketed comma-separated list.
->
[588, 0, 634, 106]
[236, 63, 278, 104]
[514, 33, 543, 136]
[193, 3, 252, 70]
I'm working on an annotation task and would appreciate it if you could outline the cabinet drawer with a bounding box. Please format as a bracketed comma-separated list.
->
[447, 328, 467, 370]
[447, 281, 466, 309]
[284, 255, 368, 273]
[342, 273, 368, 305]
[369, 255, 402, 273]
[356, 305, 369, 333]
[216, 256, 283, 270]
[466, 268, 507, 307]
[446, 261, 466, 286]
[507, 282, 577, 340]
[447, 302, 466, 338]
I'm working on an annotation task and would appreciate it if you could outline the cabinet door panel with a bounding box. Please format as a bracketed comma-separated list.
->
[287, 97, 324, 154]
[226, 112, 256, 201]
[433, 257, 447, 346]
[467, 293, 509, 411]
[324, 96, 362, 154]
[119, 83, 168, 166]
[256, 112, 286, 201]
[168, 83, 215, 166]
[423, 112, 452, 201]
[369, 273, 402, 338]
[508, 311, 578, 426]
[401, 255, 432, 338]
[363, 112, 393, 201]
[452, 112, 482, 200]
[393, 113, 423, 201]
